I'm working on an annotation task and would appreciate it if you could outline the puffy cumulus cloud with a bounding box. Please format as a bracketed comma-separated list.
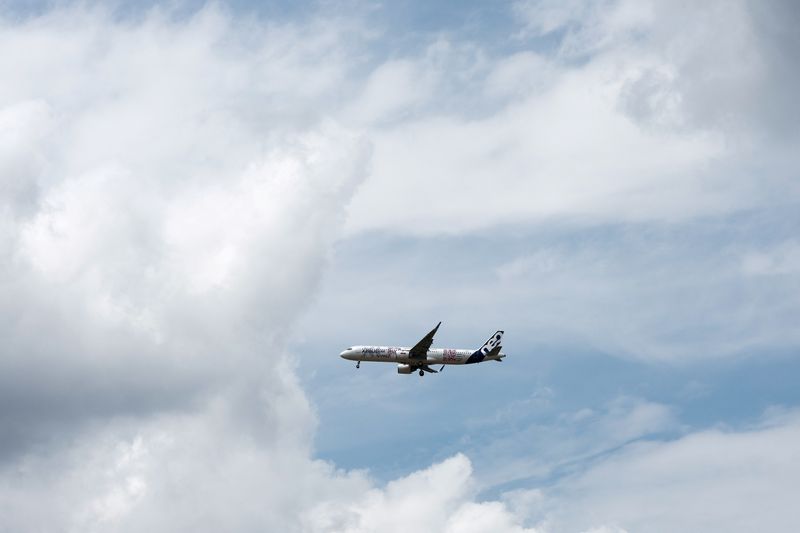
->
[304, 454, 538, 533]
[0, 3, 365, 529]
[0, 387, 374, 532]
[0, 2, 371, 451]
[0, 417, 536, 532]
[529, 409, 800, 533]
[0, 5, 535, 533]
[343, 0, 800, 236]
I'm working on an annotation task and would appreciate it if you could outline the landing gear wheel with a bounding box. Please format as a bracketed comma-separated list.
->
[356, 361, 360, 369]
[419, 370, 424, 376]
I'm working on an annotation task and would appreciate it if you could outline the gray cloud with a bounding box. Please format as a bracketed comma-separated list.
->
[611, 0, 800, 138]
[0, 1, 370, 464]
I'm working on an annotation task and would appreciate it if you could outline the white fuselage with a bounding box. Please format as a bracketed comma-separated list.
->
[339, 346, 505, 365]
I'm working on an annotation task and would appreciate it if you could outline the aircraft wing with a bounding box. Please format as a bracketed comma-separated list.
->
[408, 322, 441, 360]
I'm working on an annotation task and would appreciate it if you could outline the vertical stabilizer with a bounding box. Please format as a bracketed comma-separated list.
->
[466, 330, 504, 364]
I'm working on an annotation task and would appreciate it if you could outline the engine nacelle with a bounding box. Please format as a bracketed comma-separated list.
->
[397, 364, 413, 374]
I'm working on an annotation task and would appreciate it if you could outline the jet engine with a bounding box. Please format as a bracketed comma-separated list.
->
[397, 364, 413, 374]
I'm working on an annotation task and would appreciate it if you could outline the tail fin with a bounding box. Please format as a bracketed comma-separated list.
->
[465, 330, 504, 364]
[478, 330, 503, 356]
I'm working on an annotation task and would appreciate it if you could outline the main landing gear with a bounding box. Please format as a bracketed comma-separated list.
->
[419, 369, 424, 376]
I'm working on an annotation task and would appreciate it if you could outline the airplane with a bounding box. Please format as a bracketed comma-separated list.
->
[339, 322, 505, 376]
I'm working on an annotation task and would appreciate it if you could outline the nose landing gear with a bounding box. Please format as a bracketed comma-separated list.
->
[356, 361, 360, 369]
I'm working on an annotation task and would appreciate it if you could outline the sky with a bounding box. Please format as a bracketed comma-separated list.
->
[0, 1, 799, 532]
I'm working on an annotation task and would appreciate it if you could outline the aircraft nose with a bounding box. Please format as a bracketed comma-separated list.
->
[339, 350, 350, 360]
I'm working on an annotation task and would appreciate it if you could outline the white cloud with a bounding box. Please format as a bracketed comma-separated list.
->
[0, 4, 366, 529]
[0, 418, 538, 532]
[483, 51, 553, 101]
[342, 0, 798, 236]
[345, 59, 436, 125]
[304, 454, 538, 533]
[741, 240, 800, 276]
[532, 409, 800, 532]
[0, 3, 371, 406]
[342, 39, 730, 235]
[513, 0, 605, 39]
